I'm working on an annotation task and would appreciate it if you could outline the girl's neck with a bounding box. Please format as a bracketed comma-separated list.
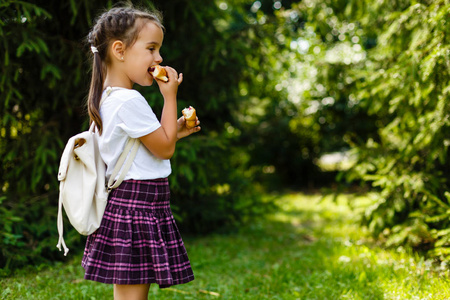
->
[104, 67, 133, 90]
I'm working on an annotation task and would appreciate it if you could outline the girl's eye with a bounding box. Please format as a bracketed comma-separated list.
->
[149, 48, 155, 52]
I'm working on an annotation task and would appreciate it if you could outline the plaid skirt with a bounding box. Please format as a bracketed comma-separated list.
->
[81, 178, 194, 288]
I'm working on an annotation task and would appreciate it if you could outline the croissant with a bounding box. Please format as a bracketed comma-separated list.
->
[149, 65, 168, 82]
[182, 106, 197, 128]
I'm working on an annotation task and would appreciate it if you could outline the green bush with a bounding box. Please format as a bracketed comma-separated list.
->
[345, 1, 450, 258]
[0, 0, 279, 272]
[285, 0, 450, 260]
[244, 0, 450, 261]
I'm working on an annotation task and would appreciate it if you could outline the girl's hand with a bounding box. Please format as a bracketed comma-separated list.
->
[156, 66, 183, 100]
[177, 116, 201, 140]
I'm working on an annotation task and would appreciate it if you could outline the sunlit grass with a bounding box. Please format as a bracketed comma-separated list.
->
[1, 192, 450, 299]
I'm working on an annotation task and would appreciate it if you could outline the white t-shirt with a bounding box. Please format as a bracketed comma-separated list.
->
[97, 87, 171, 181]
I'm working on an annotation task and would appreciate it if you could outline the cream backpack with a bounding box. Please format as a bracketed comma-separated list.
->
[56, 88, 140, 255]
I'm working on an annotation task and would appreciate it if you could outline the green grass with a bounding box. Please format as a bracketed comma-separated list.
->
[2, 192, 450, 299]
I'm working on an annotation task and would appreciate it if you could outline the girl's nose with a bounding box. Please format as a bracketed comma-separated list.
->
[155, 52, 163, 64]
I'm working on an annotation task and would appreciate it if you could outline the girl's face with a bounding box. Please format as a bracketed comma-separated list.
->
[122, 20, 164, 87]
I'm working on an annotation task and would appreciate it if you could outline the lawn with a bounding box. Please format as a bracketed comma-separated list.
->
[1, 192, 450, 299]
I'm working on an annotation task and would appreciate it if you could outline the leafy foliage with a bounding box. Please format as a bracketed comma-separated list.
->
[0, 0, 91, 273]
[345, 1, 450, 259]
[283, 0, 450, 260]
[241, 0, 450, 262]
[0, 0, 282, 271]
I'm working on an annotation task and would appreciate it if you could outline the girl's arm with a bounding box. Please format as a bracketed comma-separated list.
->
[139, 67, 182, 160]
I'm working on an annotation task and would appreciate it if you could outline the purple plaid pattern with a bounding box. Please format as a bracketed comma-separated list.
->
[81, 178, 194, 288]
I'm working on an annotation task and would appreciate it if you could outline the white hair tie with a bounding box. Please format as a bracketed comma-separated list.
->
[91, 46, 98, 54]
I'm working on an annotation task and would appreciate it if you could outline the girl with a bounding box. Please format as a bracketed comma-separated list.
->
[81, 6, 199, 300]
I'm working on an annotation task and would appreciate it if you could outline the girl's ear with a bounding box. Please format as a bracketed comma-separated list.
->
[111, 40, 125, 62]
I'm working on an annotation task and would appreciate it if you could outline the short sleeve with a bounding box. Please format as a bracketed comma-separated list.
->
[117, 96, 161, 138]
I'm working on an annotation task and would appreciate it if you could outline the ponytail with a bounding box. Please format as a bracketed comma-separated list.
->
[87, 50, 104, 135]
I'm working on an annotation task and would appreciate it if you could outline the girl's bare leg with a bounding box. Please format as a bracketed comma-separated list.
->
[114, 284, 151, 300]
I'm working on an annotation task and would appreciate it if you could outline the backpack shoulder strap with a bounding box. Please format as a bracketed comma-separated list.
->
[97, 86, 141, 190]
[107, 138, 140, 190]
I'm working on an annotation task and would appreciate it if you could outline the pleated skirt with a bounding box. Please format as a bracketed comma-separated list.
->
[81, 178, 194, 288]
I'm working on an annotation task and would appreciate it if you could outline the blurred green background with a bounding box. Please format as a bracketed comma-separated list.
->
[1, 0, 450, 278]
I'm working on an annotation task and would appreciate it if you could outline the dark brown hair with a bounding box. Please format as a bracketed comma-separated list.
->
[87, 6, 164, 134]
